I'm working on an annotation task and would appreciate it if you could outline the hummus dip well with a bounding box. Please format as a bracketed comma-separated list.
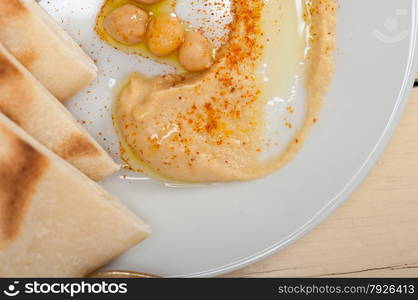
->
[114, 0, 337, 182]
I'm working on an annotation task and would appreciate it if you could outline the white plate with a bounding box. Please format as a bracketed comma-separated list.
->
[39, 0, 418, 277]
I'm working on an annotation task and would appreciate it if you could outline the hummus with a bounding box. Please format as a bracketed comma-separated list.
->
[115, 0, 337, 182]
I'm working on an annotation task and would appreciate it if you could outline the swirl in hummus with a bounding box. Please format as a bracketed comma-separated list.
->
[114, 0, 337, 182]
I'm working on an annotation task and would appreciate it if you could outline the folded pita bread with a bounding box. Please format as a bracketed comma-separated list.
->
[0, 42, 119, 181]
[0, 113, 151, 277]
[0, 0, 97, 101]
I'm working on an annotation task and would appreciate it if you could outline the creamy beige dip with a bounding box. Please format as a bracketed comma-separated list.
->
[115, 0, 337, 182]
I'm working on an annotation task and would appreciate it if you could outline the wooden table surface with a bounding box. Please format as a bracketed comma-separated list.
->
[224, 87, 418, 278]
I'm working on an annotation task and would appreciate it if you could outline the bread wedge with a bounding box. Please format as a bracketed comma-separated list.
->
[0, 112, 151, 277]
[0, 0, 97, 101]
[0, 42, 118, 181]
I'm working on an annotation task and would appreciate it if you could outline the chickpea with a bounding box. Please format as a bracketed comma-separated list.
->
[104, 4, 148, 45]
[178, 31, 213, 72]
[146, 15, 185, 56]
[133, 0, 162, 4]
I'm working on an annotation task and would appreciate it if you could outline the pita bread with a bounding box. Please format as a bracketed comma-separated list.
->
[0, 0, 97, 101]
[0, 42, 119, 181]
[0, 112, 151, 277]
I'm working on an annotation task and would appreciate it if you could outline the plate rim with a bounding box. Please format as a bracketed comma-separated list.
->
[176, 1, 418, 278]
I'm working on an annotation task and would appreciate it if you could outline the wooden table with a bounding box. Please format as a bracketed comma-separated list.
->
[224, 87, 418, 278]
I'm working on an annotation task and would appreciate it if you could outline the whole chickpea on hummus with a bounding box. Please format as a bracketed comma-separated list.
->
[96, 0, 214, 71]
[97, 0, 337, 183]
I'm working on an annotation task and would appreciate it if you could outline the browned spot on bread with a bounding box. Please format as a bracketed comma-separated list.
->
[15, 49, 38, 68]
[0, 0, 28, 27]
[0, 123, 49, 244]
[57, 134, 100, 160]
[0, 49, 33, 124]
[0, 52, 20, 78]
